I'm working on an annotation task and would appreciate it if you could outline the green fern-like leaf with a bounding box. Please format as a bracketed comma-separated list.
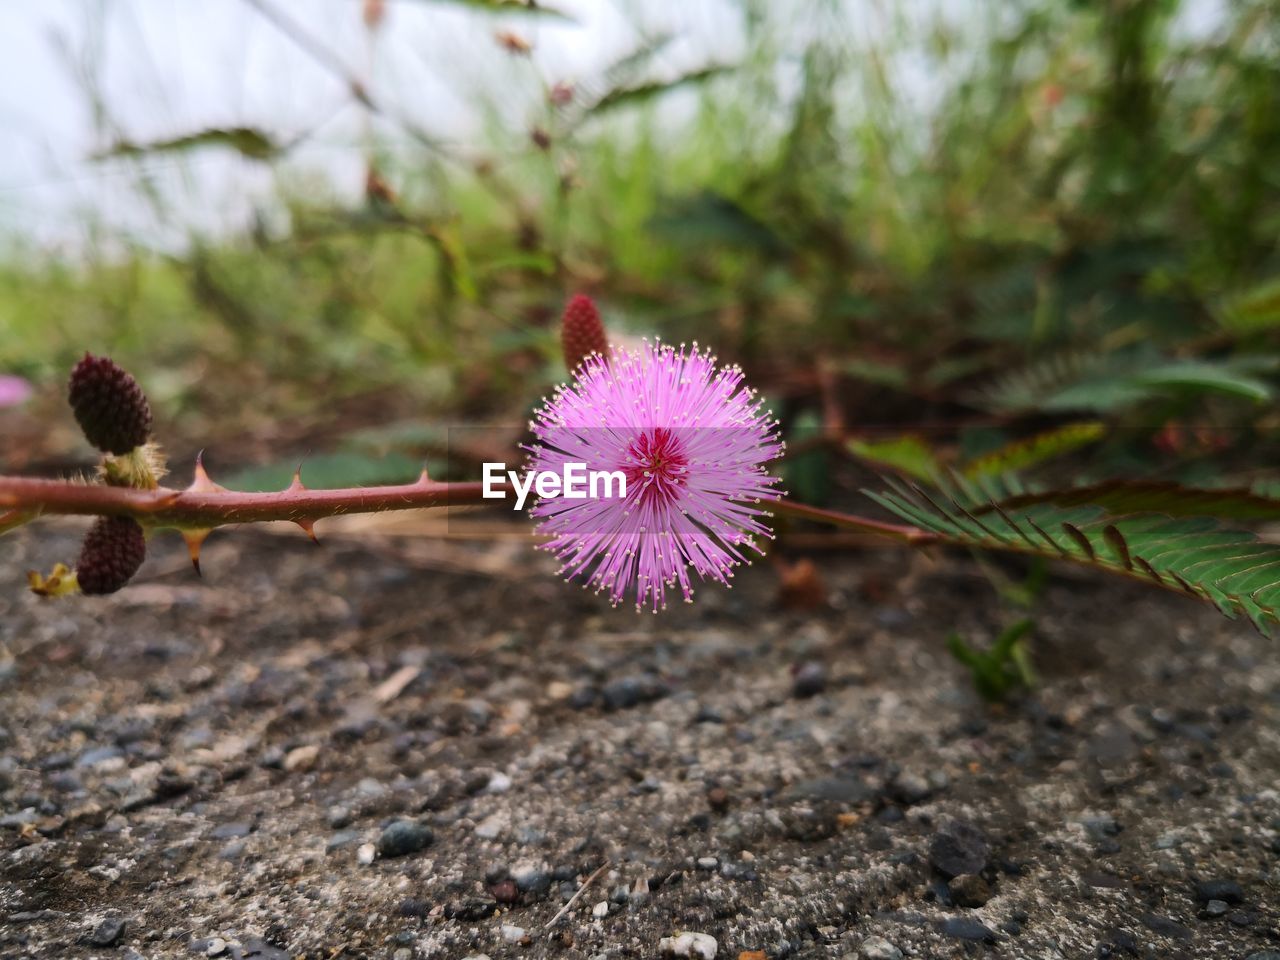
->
[847, 435, 941, 483]
[972, 351, 1274, 413]
[970, 351, 1133, 413]
[962, 421, 1105, 479]
[865, 479, 1280, 634]
[973, 480, 1280, 522]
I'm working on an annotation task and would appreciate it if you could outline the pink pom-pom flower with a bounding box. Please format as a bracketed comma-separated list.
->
[527, 339, 784, 612]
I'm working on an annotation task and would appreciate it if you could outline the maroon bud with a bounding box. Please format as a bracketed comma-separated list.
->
[560, 294, 608, 373]
[68, 354, 153, 455]
[76, 516, 146, 595]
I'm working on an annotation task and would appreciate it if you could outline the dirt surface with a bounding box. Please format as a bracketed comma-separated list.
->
[2, 521, 1279, 960]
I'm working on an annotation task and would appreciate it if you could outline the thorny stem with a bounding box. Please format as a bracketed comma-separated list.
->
[771, 499, 937, 544]
[0, 473, 489, 531]
[0, 471, 933, 542]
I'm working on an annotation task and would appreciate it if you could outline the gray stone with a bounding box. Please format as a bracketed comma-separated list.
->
[88, 916, 127, 947]
[940, 917, 997, 943]
[377, 820, 433, 858]
[929, 820, 990, 879]
[948, 873, 992, 908]
[782, 777, 876, 806]
[860, 936, 903, 960]
[209, 821, 252, 840]
[1194, 878, 1243, 905]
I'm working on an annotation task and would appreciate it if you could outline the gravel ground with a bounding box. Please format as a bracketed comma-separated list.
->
[2, 522, 1279, 960]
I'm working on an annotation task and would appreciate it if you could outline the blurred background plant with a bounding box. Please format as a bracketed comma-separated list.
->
[7, 0, 1280, 701]
[2, 0, 1279, 486]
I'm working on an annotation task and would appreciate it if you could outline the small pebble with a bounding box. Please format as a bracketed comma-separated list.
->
[326, 830, 361, 853]
[791, 661, 827, 698]
[948, 873, 992, 908]
[357, 843, 377, 865]
[486, 772, 512, 794]
[78, 746, 124, 768]
[88, 916, 127, 947]
[860, 936, 903, 959]
[1142, 914, 1191, 941]
[659, 931, 717, 959]
[889, 771, 932, 805]
[1078, 814, 1120, 840]
[377, 820, 433, 858]
[217, 841, 246, 861]
[592, 900, 609, 918]
[1194, 878, 1244, 905]
[929, 820, 990, 879]
[511, 861, 551, 895]
[209, 821, 252, 840]
[283, 744, 320, 772]
[601, 674, 665, 711]
[940, 917, 997, 943]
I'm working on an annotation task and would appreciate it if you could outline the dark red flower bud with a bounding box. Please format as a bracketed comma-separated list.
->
[68, 354, 153, 455]
[76, 516, 146, 595]
[560, 294, 608, 373]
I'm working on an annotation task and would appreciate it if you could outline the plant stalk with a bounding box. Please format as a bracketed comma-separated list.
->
[772, 499, 937, 544]
[0, 472, 934, 543]
[0, 474, 490, 530]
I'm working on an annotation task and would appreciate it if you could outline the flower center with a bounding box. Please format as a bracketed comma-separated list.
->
[624, 428, 689, 506]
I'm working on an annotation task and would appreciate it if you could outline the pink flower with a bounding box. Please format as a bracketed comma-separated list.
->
[0, 375, 32, 409]
[527, 340, 784, 611]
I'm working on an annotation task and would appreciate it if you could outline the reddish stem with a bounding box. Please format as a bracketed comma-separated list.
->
[0, 472, 933, 544]
[0, 474, 493, 530]
[772, 498, 937, 544]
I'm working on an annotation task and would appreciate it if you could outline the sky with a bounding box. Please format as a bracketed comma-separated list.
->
[0, 0, 751, 251]
[0, 0, 1226, 253]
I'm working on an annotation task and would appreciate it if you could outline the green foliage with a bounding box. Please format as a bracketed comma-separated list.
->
[1218, 277, 1280, 335]
[975, 479, 1280, 523]
[973, 352, 1277, 414]
[867, 479, 1280, 635]
[781, 411, 830, 506]
[94, 127, 282, 162]
[847, 436, 940, 483]
[225, 452, 424, 493]
[6, 0, 1280, 488]
[587, 67, 736, 117]
[962, 422, 1105, 479]
[947, 619, 1037, 703]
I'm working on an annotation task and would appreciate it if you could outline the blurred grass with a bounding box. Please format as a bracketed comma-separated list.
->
[2, 0, 1280, 472]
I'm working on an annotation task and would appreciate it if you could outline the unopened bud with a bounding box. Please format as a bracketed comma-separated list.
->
[76, 516, 146, 595]
[561, 294, 608, 372]
[68, 354, 153, 455]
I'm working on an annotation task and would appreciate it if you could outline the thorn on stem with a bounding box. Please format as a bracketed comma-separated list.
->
[189, 452, 227, 494]
[182, 529, 211, 577]
[296, 519, 319, 543]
